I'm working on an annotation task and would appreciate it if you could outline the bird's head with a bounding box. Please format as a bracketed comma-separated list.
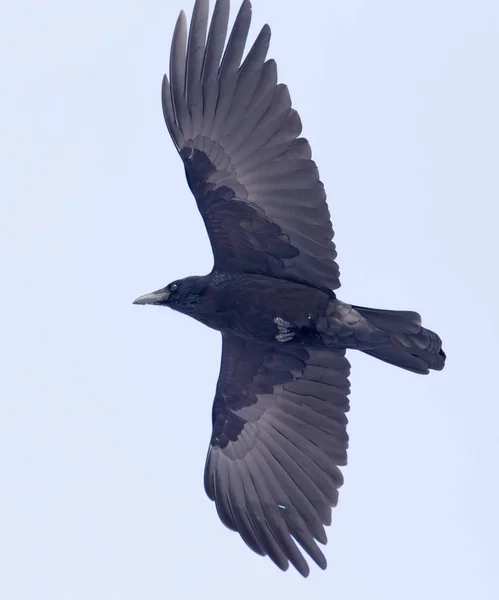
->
[133, 275, 209, 315]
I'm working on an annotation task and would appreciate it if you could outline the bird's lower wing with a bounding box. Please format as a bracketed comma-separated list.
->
[204, 333, 351, 576]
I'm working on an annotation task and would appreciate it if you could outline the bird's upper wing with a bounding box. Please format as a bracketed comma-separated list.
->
[205, 333, 351, 576]
[162, 0, 341, 291]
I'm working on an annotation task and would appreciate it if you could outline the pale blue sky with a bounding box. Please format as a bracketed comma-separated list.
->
[1, 0, 498, 598]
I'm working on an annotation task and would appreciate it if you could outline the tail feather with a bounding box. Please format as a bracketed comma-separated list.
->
[353, 305, 446, 375]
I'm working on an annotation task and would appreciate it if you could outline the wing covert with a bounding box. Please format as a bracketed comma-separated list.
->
[162, 0, 341, 291]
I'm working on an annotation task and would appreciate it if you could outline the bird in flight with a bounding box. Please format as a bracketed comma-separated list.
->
[134, 0, 446, 577]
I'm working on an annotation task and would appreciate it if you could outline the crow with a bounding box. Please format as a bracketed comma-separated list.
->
[134, 0, 446, 577]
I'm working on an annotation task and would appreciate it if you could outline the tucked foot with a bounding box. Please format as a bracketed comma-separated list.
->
[274, 316, 295, 342]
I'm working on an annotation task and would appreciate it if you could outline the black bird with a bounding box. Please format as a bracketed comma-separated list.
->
[134, 0, 446, 577]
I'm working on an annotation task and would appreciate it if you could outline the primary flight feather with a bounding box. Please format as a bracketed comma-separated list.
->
[134, 0, 446, 577]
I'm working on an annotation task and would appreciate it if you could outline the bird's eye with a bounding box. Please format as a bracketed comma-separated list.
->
[170, 283, 179, 292]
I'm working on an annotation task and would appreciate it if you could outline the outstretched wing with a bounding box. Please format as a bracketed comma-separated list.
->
[162, 0, 341, 291]
[204, 333, 351, 576]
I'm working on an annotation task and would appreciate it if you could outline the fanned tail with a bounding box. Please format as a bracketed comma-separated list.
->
[353, 306, 446, 375]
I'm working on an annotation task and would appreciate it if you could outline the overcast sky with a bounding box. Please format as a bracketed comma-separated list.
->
[1, 0, 498, 598]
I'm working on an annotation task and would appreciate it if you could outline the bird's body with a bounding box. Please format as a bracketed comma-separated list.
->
[172, 272, 328, 342]
[134, 0, 446, 576]
[139, 271, 444, 364]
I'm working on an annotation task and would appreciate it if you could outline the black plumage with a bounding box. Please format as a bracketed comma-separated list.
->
[134, 0, 446, 577]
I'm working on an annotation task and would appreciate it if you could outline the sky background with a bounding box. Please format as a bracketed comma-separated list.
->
[1, 0, 498, 598]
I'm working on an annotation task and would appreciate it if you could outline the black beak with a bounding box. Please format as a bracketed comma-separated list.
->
[133, 288, 170, 305]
